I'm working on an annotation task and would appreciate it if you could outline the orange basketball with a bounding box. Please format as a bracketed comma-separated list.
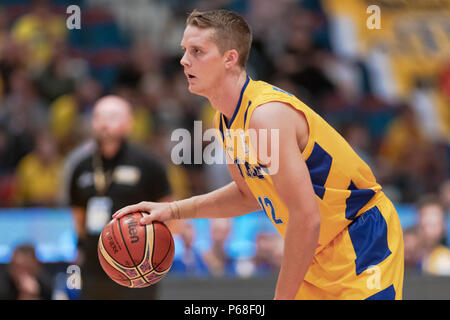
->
[98, 212, 174, 288]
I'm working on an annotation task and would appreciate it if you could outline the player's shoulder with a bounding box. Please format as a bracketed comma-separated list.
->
[250, 78, 296, 100]
[249, 101, 303, 131]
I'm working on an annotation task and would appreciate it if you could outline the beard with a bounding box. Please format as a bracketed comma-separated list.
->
[95, 136, 125, 159]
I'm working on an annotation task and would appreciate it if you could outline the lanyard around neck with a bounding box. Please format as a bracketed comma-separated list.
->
[92, 152, 114, 195]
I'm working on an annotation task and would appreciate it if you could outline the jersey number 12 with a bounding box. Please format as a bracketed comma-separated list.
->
[258, 196, 283, 224]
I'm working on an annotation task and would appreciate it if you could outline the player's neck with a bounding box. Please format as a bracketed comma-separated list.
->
[208, 70, 247, 121]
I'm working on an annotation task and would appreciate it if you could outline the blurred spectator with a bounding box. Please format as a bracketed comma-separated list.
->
[416, 195, 450, 275]
[34, 42, 81, 104]
[378, 104, 447, 203]
[113, 40, 165, 145]
[1, 67, 48, 134]
[49, 76, 103, 154]
[341, 122, 374, 168]
[409, 77, 444, 143]
[0, 244, 53, 300]
[0, 36, 28, 98]
[171, 220, 209, 276]
[0, 120, 34, 208]
[0, 65, 48, 210]
[11, 0, 67, 73]
[277, 53, 336, 116]
[14, 129, 63, 207]
[249, 232, 283, 276]
[0, 122, 33, 176]
[403, 226, 421, 271]
[379, 104, 428, 169]
[116, 39, 162, 90]
[203, 218, 237, 277]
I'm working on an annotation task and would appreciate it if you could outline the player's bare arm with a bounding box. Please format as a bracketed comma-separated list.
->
[112, 162, 260, 224]
[249, 101, 321, 300]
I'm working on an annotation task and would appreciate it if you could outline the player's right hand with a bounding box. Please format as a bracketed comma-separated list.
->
[112, 201, 174, 225]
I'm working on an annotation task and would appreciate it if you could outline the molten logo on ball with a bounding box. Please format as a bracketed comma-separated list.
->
[98, 212, 175, 288]
[127, 218, 139, 244]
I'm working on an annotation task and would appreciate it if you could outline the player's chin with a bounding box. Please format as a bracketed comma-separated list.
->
[187, 83, 202, 95]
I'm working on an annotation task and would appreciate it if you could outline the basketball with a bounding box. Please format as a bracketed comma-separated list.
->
[97, 212, 175, 288]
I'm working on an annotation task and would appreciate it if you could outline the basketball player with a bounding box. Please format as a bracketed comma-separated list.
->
[114, 9, 404, 300]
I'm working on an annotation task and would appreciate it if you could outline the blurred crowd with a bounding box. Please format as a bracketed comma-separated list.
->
[0, 0, 449, 299]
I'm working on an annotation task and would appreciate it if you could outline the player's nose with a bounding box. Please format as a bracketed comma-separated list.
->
[180, 52, 190, 67]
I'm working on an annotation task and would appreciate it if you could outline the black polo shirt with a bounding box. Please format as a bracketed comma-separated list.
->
[69, 141, 170, 214]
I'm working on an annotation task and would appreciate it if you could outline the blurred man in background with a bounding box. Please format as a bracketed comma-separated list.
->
[65, 95, 172, 299]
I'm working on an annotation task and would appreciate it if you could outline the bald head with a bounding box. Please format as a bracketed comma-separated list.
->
[92, 95, 133, 142]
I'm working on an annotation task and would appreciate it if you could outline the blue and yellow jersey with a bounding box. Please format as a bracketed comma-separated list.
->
[215, 76, 386, 252]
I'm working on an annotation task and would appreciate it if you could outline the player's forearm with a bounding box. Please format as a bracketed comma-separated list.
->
[173, 181, 260, 219]
[274, 210, 320, 300]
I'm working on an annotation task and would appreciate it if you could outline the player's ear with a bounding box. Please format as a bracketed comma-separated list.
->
[224, 49, 239, 69]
